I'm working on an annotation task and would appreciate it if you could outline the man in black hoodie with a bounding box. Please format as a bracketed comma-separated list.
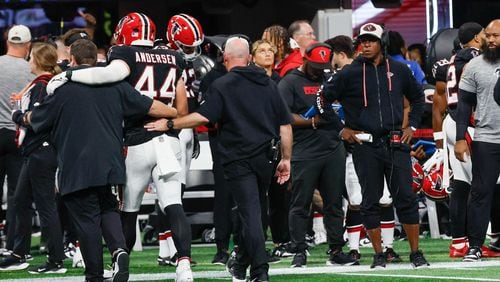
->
[321, 23, 428, 269]
[143, 37, 293, 282]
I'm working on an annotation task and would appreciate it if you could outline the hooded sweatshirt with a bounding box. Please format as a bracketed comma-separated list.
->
[322, 56, 424, 138]
[197, 64, 292, 165]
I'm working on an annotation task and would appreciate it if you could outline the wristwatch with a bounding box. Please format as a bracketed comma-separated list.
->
[166, 119, 174, 131]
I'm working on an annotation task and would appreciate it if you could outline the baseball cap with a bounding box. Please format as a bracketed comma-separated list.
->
[64, 31, 90, 47]
[358, 23, 383, 40]
[458, 22, 483, 45]
[303, 42, 332, 69]
[8, 25, 31, 44]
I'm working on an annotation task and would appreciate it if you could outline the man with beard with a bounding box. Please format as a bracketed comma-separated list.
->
[455, 19, 500, 262]
[320, 23, 428, 269]
[278, 42, 356, 268]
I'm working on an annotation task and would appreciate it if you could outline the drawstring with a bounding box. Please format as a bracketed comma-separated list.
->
[363, 62, 367, 107]
[363, 59, 392, 108]
[386, 59, 392, 92]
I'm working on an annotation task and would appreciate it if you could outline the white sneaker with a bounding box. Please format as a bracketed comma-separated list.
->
[72, 246, 85, 268]
[175, 258, 193, 282]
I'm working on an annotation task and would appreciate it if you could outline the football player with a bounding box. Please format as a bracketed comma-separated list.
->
[47, 12, 193, 281]
[154, 13, 205, 267]
[431, 22, 500, 259]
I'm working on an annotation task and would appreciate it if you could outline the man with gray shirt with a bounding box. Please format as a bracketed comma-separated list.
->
[455, 19, 500, 262]
[0, 25, 34, 251]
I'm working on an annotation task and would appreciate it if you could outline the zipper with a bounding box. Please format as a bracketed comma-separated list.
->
[374, 64, 383, 130]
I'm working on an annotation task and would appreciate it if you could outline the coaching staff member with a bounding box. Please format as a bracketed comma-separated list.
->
[320, 23, 428, 269]
[27, 39, 178, 282]
[144, 37, 292, 282]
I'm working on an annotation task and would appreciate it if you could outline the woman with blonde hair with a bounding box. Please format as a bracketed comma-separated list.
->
[251, 39, 281, 83]
[0, 43, 66, 274]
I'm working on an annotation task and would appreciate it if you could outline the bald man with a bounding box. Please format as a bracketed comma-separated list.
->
[143, 36, 293, 282]
[455, 19, 500, 262]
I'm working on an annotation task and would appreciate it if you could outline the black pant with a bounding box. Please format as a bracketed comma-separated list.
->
[467, 141, 500, 247]
[12, 144, 65, 261]
[352, 142, 419, 229]
[223, 151, 273, 279]
[63, 186, 126, 282]
[209, 134, 234, 251]
[0, 128, 22, 250]
[268, 175, 290, 244]
[289, 146, 346, 252]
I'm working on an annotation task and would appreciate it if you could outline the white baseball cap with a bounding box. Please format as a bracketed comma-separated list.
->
[8, 25, 32, 44]
[358, 23, 383, 40]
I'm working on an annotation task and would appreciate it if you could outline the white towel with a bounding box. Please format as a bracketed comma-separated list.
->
[153, 135, 182, 179]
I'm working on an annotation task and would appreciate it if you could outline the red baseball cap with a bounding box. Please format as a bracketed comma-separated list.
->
[303, 42, 332, 69]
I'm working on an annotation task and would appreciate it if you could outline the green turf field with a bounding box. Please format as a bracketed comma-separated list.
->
[1, 238, 500, 281]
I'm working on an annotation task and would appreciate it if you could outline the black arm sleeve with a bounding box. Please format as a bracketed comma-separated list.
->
[455, 89, 476, 141]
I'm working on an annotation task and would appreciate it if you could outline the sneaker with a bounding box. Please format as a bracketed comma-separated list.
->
[0, 254, 29, 271]
[482, 245, 500, 257]
[231, 263, 247, 282]
[64, 243, 77, 259]
[291, 252, 307, 268]
[212, 251, 229, 265]
[348, 250, 361, 261]
[463, 246, 482, 262]
[176, 258, 193, 282]
[410, 250, 430, 268]
[158, 253, 178, 267]
[489, 240, 500, 252]
[25, 254, 33, 261]
[226, 248, 237, 275]
[370, 253, 386, 269]
[305, 234, 316, 248]
[266, 249, 281, 264]
[250, 273, 269, 282]
[326, 249, 359, 266]
[72, 246, 85, 268]
[272, 243, 295, 258]
[449, 245, 468, 258]
[384, 248, 402, 263]
[111, 249, 129, 282]
[28, 260, 67, 274]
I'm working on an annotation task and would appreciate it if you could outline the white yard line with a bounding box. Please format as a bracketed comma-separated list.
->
[2, 260, 500, 281]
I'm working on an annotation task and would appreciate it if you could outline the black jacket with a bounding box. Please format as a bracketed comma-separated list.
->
[12, 74, 53, 156]
[197, 64, 292, 165]
[322, 56, 424, 137]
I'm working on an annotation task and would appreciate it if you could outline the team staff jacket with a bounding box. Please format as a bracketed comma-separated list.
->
[322, 56, 425, 138]
[12, 74, 53, 156]
[278, 69, 342, 161]
[30, 66, 153, 195]
[196, 64, 292, 165]
[108, 44, 185, 146]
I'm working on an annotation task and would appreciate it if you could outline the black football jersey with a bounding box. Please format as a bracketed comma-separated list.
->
[432, 58, 450, 83]
[181, 60, 199, 113]
[107, 45, 185, 145]
[446, 47, 480, 107]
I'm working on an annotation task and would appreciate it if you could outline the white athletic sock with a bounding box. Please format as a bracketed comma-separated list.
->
[381, 221, 395, 249]
[347, 224, 363, 251]
[159, 232, 169, 258]
[165, 230, 178, 257]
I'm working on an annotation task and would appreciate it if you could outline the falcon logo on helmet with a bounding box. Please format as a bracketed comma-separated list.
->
[114, 12, 156, 47]
[411, 157, 424, 193]
[167, 13, 204, 61]
[421, 164, 452, 201]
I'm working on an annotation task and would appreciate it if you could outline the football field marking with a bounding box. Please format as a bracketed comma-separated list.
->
[1, 260, 500, 281]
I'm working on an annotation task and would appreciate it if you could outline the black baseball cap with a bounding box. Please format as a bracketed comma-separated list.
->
[458, 22, 483, 45]
[64, 31, 90, 46]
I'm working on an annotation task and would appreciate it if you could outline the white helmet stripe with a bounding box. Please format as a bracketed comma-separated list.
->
[136, 13, 149, 41]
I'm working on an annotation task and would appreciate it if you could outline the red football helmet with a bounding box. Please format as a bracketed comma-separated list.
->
[166, 13, 204, 61]
[411, 157, 424, 193]
[421, 164, 452, 201]
[114, 12, 156, 47]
